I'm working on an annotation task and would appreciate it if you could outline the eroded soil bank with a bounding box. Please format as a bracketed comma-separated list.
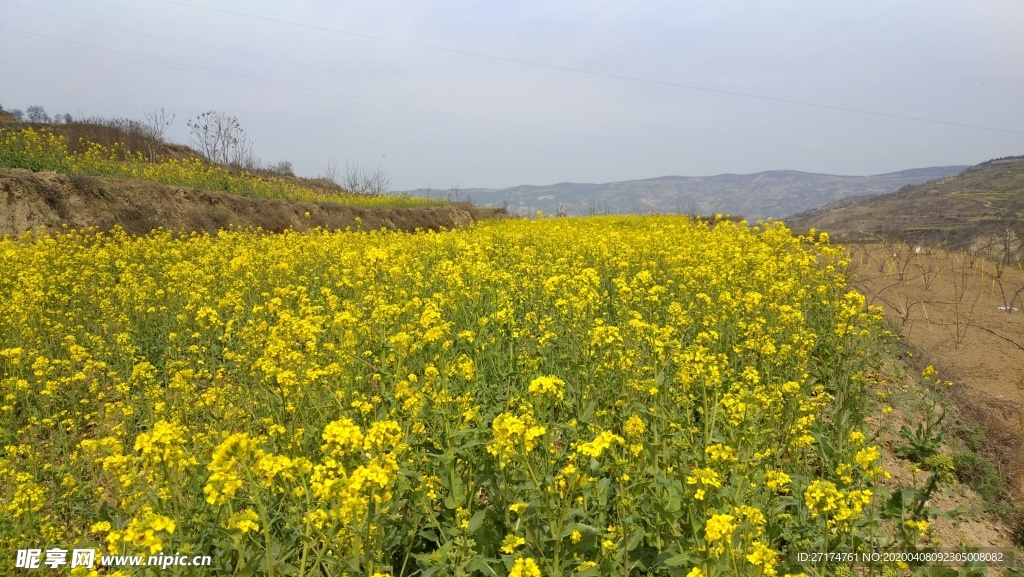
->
[1, 168, 506, 236]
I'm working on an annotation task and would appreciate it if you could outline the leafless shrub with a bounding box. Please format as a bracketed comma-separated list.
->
[267, 161, 294, 177]
[892, 291, 922, 328]
[322, 161, 340, 185]
[950, 254, 981, 348]
[142, 108, 175, 161]
[68, 172, 98, 190]
[889, 241, 916, 281]
[187, 111, 254, 168]
[248, 160, 295, 178]
[914, 253, 942, 291]
[322, 161, 390, 195]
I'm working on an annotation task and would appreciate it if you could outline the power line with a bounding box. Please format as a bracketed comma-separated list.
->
[0, 4, 408, 92]
[147, 0, 1024, 136]
[0, 25, 596, 137]
[0, 3, 654, 129]
[0, 6, 680, 132]
[0, 26, 333, 100]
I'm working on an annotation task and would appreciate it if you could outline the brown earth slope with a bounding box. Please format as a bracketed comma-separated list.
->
[1, 168, 506, 236]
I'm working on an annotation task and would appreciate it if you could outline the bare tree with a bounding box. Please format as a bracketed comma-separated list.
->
[341, 161, 390, 195]
[143, 108, 176, 161]
[8, 109, 24, 122]
[186, 111, 254, 167]
[998, 227, 1022, 266]
[322, 160, 340, 184]
[321, 160, 390, 195]
[950, 252, 980, 348]
[268, 160, 294, 177]
[26, 105, 49, 123]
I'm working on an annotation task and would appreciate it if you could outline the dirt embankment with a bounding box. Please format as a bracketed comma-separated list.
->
[1, 169, 507, 236]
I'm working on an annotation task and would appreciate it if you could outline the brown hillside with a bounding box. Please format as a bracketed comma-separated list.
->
[1, 169, 506, 237]
[786, 156, 1024, 250]
[0, 115, 199, 161]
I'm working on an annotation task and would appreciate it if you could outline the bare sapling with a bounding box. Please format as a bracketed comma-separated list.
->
[913, 253, 941, 291]
[951, 255, 980, 348]
[143, 108, 175, 161]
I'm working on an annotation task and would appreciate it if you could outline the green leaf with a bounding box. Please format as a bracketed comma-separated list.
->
[626, 527, 645, 551]
[432, 449, 456, 466]
[582, 400, 595, 423]
[236, 555, 261, 577]
[452, 475, 466, 508]
[667, 490, 681, 514]
[661, 553, 691, 567]
[463, 557, 500, 576]
[467, 509, 487, 533]
[418, 529, 440, 543]
[597, 477, 611, 507]
[420, 566, 447, 577]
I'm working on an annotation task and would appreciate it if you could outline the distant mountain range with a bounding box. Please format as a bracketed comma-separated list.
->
[414, 166, 969, 220]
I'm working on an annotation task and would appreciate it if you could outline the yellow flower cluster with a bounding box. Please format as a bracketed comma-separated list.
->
[509, 557, 542, 577]
[106, 508, 176, 555]
[764, 469, 792, 493]
[623, 415, 646, 439]
[204, 433, 259, 505]
[500, 534, 526, 554]
[227, 509, 260, 534]
[574, 430, 624, 458]
[488, 409, 546, 467]
[704, 513, 737, 550]
[527, 375, 565, 400]
[687, 467, 722, 501]
[133, 419, 192, 472]
[803, 480, 872, 528]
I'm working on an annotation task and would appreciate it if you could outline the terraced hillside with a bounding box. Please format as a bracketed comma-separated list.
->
[786, 156, 1024, 250]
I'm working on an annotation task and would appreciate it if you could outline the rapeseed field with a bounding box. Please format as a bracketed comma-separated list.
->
[0, 127, 443, 209]
[0, 217, 923, 576]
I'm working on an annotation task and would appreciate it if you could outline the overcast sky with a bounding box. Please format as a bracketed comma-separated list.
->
[1, 0, 1022, 190]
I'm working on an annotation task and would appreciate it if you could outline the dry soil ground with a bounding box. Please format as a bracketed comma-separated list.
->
[848, 243, 1024, 445]
[847, 242, 1024, 562]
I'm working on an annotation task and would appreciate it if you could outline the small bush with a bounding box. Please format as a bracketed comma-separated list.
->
[68, 172, 98, 190]
[956, 422, 985, 452]
[952, 450, 1003, 502]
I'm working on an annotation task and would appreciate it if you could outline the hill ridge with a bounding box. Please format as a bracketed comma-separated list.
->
[785, 155, 1024, 249]
[421, 166, 969, 219]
